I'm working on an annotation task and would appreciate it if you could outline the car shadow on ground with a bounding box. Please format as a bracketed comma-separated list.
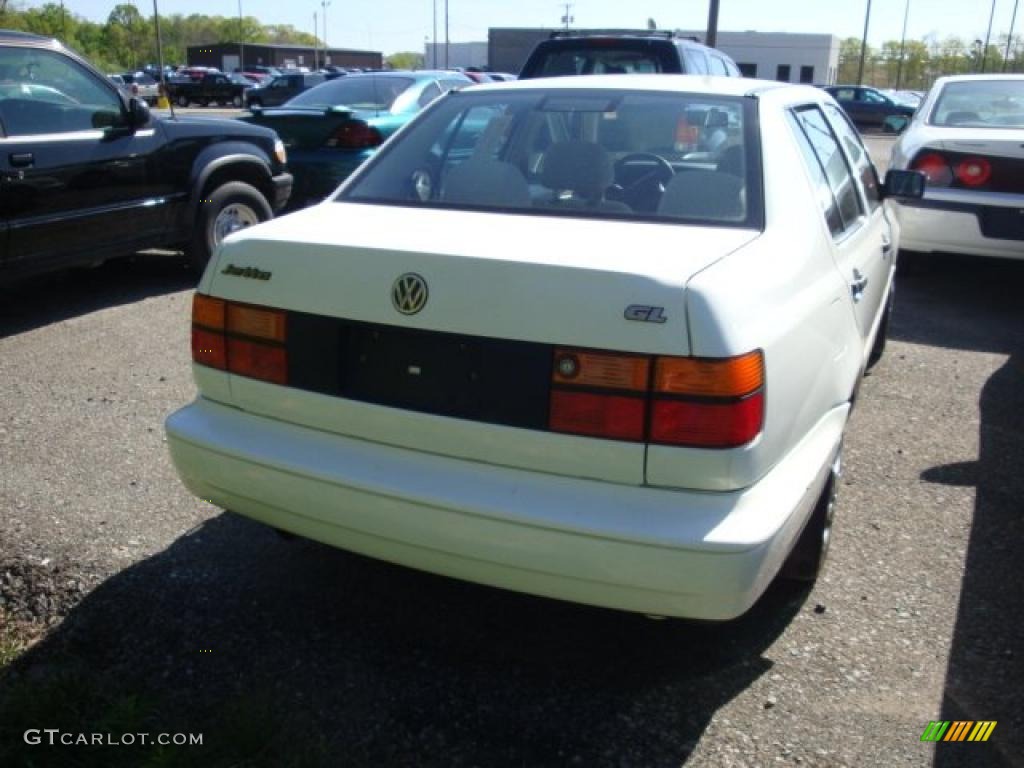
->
[0, 253, 195, 339]
[891, 255, 1024, 767]
[0, 511, 810, 767]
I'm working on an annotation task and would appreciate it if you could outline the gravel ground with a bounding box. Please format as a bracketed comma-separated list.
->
[1, 185, 1022, 764]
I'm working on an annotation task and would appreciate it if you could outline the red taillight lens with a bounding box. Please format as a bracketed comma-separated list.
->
[548, 347, 764, 447]
[549, 390, 646, 441]
[325, 120, 383, 149]
[191, 294, 288, 385]
[912, 152, 952, 186]
[650, 392, 764, 448]
[954, 157, 992, 187]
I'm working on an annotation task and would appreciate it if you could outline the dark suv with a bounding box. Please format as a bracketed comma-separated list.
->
[519, 31, 741, 79]
[244, 73, 327, 108]
[0, 30, 292, 281]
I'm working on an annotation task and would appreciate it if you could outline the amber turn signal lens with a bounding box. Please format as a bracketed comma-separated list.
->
[226, 303, 287, 343]
[552, 348, 650, 391]
[192, 294, 225, 330]
[654, 350, 763, 398]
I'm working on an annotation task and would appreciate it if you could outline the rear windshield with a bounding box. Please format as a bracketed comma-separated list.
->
[929, 80, 1024, 128]
[288, 76, 415, 111]
[529, 45, 671, 77]
[341, 88, 761, 228]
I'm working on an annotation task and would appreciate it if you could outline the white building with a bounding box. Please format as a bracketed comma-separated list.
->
[679, 31, 840, 85]
[424, 41, 488, 70]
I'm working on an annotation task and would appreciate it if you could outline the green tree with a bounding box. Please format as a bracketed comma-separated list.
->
[386, 51, 424, 70]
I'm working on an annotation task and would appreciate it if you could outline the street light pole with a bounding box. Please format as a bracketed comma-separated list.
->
[237, 0, 244, 71]
[444, 0, 449, 69]
[706, 0, 720, 48]
[856, 0, 873, 86]
[981, 0, 997, 72]
[1006, 0, 1021, 72]
[895, 0, 910, 90]
[432, 0, 437, 68]
[313, 11, 318, 70]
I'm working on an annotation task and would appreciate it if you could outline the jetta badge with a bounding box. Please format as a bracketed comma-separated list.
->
[392, 273, 429, 315]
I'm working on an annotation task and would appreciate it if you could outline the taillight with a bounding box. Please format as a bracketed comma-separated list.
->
[954, 157, 992, 187]
[325, 120, 383, 149]
[548, 347, 764, 448]
[912, 150, 994, 190]
[912, 152, 952, 186]
[191, 294, 288, 385]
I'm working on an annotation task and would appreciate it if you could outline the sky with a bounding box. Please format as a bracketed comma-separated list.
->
[49, 0, 1024, 55]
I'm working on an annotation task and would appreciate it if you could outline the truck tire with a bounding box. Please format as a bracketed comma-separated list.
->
[232, 94, 243, 108]
[188, 181, 273, 275]
[176, 94, 189, 108]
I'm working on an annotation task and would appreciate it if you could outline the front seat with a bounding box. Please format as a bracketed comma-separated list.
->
[657, 170, 744, 222]
[540, 140, 631, 213]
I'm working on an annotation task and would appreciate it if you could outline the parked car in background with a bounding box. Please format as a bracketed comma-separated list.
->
[228, 72, 260, 87]
[245, 72, 326, 108]
[889, 74, 1024, 262]
[119, 71, 159, 104]
[823, 85, 917, 128]
[167, 75, 925, 621]
[0, 29, 292, 281]
[242, 70, 472, 208]
[166, 72, 248, 107]
[519, 30, 741, 79]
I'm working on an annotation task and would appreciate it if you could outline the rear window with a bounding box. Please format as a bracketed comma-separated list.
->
[288, 76, 415, 111]
[341, 88, 762, 229]
[929, 80, 1024, 128]
[530, 48, 666, 77]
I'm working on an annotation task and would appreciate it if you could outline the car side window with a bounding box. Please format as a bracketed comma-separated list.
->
[708, 55, 729, 76]
[683, 48, 709, 74]
[790, 106, 863, 235]
[0, 47, 123, 137]
[822, 102, 882, 212]
[417, 82, 442, 108]
[833, 88, 855, 102]
[862, 89, 886, 104]
[786, 110, 844, 236]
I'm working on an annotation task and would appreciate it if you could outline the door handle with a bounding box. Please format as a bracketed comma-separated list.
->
[851, 269, 869, 303]
[881, 237, 893, 257]
[9, 152, 34, 168]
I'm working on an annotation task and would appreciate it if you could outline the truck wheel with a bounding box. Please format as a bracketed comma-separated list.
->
[781, 445, 841, 583]
[232, 94, 243, 108]
[176, 94, 189, 108]
[188, 181, 272, 275]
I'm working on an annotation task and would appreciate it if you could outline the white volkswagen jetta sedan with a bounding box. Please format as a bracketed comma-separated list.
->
[166, 76, 923, 620]
[889, 74, 1024, 261]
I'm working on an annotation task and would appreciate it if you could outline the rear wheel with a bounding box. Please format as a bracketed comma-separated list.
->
[231, 94, 243, 108]
[176, 94, 189, 107]
[187, 181, 272, 275]
[781, 446, 841, 583]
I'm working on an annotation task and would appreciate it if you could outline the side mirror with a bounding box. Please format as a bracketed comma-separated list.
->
[882, 115, 910, 134]
[128, 96, 151, 129]
[882, 169, 926, 200]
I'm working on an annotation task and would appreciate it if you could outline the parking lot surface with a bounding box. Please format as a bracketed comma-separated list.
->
[1, 148, 1022, 765]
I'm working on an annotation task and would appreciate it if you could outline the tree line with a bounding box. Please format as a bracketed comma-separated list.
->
[1, 2, 319, 73]
[836, 34, 1023, 89]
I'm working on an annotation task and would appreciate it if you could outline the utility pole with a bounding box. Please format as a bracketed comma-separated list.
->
[856, 0, 872, 85]
[313, 11, 318, 70]
[237, 0, 244, 70]
[706, 0, 720, 48]
[981, 0, 997, 72]
[1005, 0, 1020, 72]
[895, 0, 910, 89]
[321, 0, 331, 63]
[432, 0, 437, 68]
[444, 0, 449, 69]
[561, 3, 573, 30]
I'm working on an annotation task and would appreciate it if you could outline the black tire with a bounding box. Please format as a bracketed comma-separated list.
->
[187, 181, 273, 275]
[247, 97, 261, 109]
[867, 287, 893, 369]
[231, 94, 243, 108]
[175, 94, 189, 108]
[781, 446, 841, 583]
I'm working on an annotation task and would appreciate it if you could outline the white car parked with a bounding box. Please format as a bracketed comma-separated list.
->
[889, 74, 1024, 261]
[166, 76, 923, 620]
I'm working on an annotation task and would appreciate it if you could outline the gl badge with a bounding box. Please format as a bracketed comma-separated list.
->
[624, 305, 667, 324]
[392, 273, 429, 315]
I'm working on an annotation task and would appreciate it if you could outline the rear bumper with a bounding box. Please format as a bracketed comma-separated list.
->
[895, 196, 1024, 260]
[165, 397, 845, 620]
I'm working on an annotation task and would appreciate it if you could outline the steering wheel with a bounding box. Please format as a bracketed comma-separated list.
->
[611, 153, 675, 211]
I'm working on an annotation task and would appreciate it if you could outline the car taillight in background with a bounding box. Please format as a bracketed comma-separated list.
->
[549, 347, 764, 448]
[911, 150, 994, 189]
[192, 294, 288, 385]
[325, 120, 383, 149]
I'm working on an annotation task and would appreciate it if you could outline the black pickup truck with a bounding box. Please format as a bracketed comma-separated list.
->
[0, 30, 292, 281]
[166, 72, 248, 108]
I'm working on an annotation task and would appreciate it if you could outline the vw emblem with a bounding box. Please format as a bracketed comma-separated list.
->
[392, 273, 429, 315]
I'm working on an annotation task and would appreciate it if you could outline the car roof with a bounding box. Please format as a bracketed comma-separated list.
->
[931, 73, 1024, 85]
[466, 73, 793, 99]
